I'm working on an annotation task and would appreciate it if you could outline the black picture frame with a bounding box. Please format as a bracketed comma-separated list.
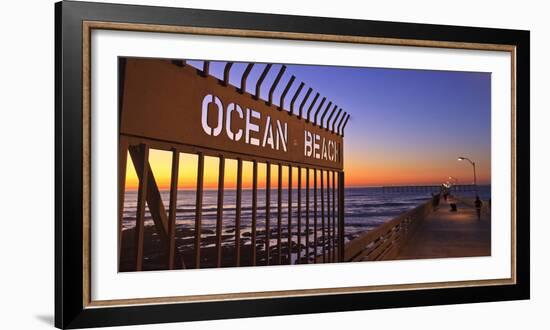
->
[55, 1, 530, 328]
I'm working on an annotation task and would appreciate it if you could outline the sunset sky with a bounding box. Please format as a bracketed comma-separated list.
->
[124, 60, 491, 190]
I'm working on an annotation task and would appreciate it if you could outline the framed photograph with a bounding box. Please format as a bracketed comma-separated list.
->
[55, 1, 530, 328]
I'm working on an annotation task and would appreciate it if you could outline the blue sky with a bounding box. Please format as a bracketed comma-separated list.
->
[186, 59, 491, 186]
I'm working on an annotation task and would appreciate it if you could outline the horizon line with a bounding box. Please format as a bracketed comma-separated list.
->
[123, 183, 492, 191]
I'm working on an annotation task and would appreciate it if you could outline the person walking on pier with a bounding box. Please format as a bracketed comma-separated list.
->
[474, 196, 483, 220]
[431, 192, 440, 210]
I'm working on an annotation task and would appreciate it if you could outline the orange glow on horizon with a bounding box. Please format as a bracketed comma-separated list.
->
[125, 150, 288, 190]
[124, 149, 490, 191]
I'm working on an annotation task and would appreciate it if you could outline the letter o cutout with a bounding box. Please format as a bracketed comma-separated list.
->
[201, 94, 223, 136]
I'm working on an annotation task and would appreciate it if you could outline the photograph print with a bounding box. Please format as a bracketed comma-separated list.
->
[118, 57, 491, 272]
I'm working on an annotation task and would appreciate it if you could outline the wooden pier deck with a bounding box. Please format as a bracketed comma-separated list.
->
[343, 195, 491, 263]
[395, 197, 491, 260]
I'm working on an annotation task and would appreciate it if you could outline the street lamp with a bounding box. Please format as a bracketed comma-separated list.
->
[458, 156, 477, 195]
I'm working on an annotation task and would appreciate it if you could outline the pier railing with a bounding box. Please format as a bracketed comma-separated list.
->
[382, 184, 476, 193]
[343, 199, 434, 262]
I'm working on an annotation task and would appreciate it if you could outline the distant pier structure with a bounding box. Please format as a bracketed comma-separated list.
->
[382, 184, 477, 194]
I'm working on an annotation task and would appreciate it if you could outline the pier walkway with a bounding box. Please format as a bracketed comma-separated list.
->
[343, 196, 491, 262]
[395, 197, 491, 260]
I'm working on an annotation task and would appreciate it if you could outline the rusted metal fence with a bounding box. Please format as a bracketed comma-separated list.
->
[119, 140, 345, 270]
[118, 58, 350, 271]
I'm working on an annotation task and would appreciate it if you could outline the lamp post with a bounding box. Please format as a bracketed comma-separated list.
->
[457, 157, 477, 195]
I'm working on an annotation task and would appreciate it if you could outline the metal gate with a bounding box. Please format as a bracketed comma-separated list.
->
[118, 58, 350, 271]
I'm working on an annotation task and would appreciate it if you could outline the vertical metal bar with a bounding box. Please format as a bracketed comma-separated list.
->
[297, 167, 302, 264]
[287, 166, 293, 264]
[222, 62, 233, 86]
[277, 164, 283, 264]
[240, 63, 254, 93]
[326, 105, 338, 131]
[326, 169, 331, 262]
[332, 170, 337, 262]
[251, 160, 258, 266]
[235, 158, 243, 266]
[337, 111, 347, 136]
[280, 75, 295, 111]
[306, 93, 320, 123]
[332, 108, 342, 133]
[320, 170, 325, 262]
[167, 149, 180, 270]
[305, 168, 310, 264]
[255, 64, 272, 100]
[268, 65, 286, 106]
[134, 144, 149, 271]
[313, 169, 318, 263]
[194, 153, 205, 269]
[118, 138, 128, 270]
[341, 114, 351, 136]
[215, 156, 225, 267]
[319, 101, 332, 128]
[265, 162, 271, 265]
[338, 171, 345, 262]
[314, 97, 327, 126]
[299, 87, 313, 119]
[290, 82, 305, 115]
[201, 61, 210, 76]
[338, 113, 349, 135]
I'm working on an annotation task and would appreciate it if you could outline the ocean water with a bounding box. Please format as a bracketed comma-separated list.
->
[122, 185, 491, 249]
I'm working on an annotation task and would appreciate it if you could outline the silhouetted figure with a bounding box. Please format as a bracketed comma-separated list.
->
[431, 193, 440, 210]
[474, 196, 483, 220]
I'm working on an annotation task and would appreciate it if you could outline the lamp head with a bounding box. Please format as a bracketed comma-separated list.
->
[458, 157, 465, 161]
